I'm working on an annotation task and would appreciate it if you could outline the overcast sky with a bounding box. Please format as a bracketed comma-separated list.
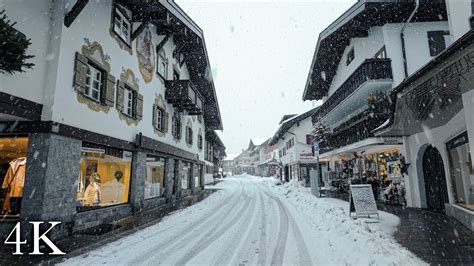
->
[176, 0, 357, 158]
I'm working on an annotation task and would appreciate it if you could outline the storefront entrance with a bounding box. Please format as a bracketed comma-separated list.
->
[0, 136, 28, 218]
[284, 166, 289, 182]
[422, 145, 449, 211]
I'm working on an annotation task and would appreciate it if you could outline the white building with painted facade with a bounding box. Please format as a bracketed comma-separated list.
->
[0, 0, 223, 240]
[269, 108, 319, 186]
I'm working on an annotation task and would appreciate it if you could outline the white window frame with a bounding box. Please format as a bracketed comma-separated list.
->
[156, 107, 163, 131]
[85, 64, 102, 102]
[157, 52, 168, 79]
[124, 86, 134, 117]
[113, 6, 131, 45]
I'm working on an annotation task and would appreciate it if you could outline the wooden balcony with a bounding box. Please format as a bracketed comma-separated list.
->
[315, 59, 393, 121]
[165, 80, 204, 115]
[319, 110, 389, 154]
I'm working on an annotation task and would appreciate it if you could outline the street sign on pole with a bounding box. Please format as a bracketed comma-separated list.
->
[312, 139, 319, 158]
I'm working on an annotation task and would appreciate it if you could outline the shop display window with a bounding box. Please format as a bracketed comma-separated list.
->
[0, 137, 28, 217]
[145, 156, 166, 199]
[181, 162, 191, 189]
[194, 165, 202, 188]
[447, 133, 473, 211]
[77, 143, 132, 211]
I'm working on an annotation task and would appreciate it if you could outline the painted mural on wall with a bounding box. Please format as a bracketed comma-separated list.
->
[136, 27, 155, 83]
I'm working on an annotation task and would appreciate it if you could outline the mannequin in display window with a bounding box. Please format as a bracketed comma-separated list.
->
[84, 172, 101, 205]
[101, 171, 125, 204]
[2, 157, 27, 214]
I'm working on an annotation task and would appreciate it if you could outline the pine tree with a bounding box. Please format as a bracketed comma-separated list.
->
[313, 120, 332, 150]
[0, 10, 35, 74]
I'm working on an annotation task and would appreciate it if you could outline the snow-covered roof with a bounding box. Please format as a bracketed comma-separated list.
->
[269, 106, 319, 146]
[279, 114, 297, 124]
[251, 138, 269, 146]
[373, 119, 390, 133]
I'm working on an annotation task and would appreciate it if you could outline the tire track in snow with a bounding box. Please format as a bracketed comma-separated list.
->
[257, 188, 268, 265]
[176, 186, 257, 265]
[258, 183, 313, 265]
[98, 183, 243, 260]
[132, 184, 246, 264]
[212, 184, 262, 265]
[268, 190, 289, 265]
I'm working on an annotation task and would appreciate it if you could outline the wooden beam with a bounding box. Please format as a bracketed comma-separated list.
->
[173, 42, 187, 59]
[64, 0, 89, 28]
[156, 34, 171, 52]
[131, 22, 147, 41]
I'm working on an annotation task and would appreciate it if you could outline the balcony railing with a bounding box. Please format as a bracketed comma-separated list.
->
[315, 58, 392, 120]
[319, 110, 389, 154]
[165, 80, 204, 115]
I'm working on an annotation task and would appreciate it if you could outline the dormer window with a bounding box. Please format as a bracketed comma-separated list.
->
[112, 5, 132, 46]
[346, 48, 355, 66]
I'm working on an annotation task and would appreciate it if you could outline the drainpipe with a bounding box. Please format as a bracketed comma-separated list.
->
[401, 0, 420, 78]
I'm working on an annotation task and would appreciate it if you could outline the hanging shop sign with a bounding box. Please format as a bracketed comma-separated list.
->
[312, 139, 320, 157]
[300, 152, 316, 161]
[446, 131, 469, 151]
[348, 184, 379, 219]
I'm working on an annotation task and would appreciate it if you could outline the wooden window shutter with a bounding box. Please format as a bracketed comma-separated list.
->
[74, 52, 88, 94]
[116, 81, 125, 112]
[163, 112, 169, 133]
[152, 104, 157, 129]
[135, 92, 143, 119]
[104, 73, 116, 107]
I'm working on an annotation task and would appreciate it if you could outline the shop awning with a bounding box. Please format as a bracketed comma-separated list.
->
[319, 137, 403, 159]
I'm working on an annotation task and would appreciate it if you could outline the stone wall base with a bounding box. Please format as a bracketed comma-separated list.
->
[74, 205, 132, 232]
[446, 204, 474, 231]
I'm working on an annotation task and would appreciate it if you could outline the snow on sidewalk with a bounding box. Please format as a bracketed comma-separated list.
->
[257, 175, 425, 265]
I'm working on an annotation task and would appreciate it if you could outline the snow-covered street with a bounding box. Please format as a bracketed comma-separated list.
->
[62, 175, 423, 265]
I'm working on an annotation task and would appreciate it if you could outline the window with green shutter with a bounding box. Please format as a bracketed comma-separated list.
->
[116, 73, 143, 122]
[73, 52, 115, 108]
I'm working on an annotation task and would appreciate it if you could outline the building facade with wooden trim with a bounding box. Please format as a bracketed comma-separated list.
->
[0, 0, 224, 240]
[377, 0, 474, 231]
[269, 108, 319, 186]
[304, 0, 450, 200]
